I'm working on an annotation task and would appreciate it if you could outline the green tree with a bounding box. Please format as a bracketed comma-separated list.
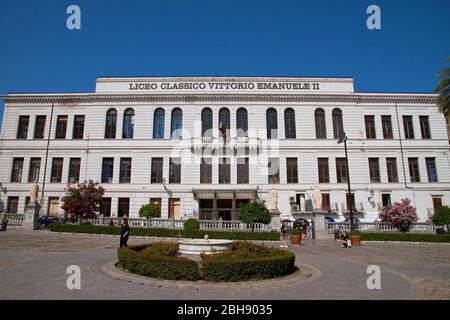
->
[435, 56, 450, 130]
[237, 202, 271, 232]
[432, 206, 450, 233]
[139, 202, 160, 219]
[61, 180, 105, 222]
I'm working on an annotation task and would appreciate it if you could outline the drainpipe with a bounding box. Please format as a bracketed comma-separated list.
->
[40, 102, 55, 209]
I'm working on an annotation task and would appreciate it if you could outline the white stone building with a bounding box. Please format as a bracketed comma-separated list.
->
[0, 76, 449, 222]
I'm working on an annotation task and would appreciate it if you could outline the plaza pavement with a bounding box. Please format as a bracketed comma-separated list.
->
[0, 230, 449, 300]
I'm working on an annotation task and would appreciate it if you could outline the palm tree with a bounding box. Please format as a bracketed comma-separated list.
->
[435, 57, 450, 129]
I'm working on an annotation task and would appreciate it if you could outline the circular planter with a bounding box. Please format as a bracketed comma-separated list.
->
[178, 239, 233, 255]
[290, 235, 301, 246]
[350, 235, 361, 246]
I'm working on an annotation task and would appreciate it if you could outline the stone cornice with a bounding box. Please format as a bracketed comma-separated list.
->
[1, 93, 438, 105]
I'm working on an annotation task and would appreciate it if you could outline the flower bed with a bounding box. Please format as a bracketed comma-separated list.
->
[49, 224, 280, 241]
[117, 241, 296, 282]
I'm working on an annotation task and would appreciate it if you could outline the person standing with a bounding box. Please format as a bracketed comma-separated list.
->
[280, 223, 288, 248]
[120, 218, 130, 248]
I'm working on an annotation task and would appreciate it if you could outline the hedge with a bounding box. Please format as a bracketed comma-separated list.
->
[48, 224, 281, 241]
[201, 242, 296, 282]
[118, 244, 200, 280]
[360, 232, 450, 243]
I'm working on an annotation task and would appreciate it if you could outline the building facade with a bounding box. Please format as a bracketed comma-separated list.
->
[1, 76, 449, 222]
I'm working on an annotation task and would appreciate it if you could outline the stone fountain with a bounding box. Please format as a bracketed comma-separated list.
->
[178, 235, 233, 255]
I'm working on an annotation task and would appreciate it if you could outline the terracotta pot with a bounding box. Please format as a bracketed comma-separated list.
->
[350, 235, 361, 246]
[290, 235, 301, 246]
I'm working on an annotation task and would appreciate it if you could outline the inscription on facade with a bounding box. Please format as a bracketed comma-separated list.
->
[128, 82, 320, 91]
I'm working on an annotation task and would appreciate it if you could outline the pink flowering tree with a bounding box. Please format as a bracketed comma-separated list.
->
[379, 198, 418, 233]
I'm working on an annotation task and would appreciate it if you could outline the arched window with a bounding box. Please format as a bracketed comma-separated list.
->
[105, 108, 117, 139]
[332, 108, 344, 139]
[218, 108, 230, 140]
[266, 108, 278, 139]
[171, 108, 182, 139]
[122, 108, 135, 139]
[153, 108, 165, 139]
[315, 108, 326, 139]
[284, 108, 296, 139]
[201, 108, 213, 138]
[236, 108, 248, 138]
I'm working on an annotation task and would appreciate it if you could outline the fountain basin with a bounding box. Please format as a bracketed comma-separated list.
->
[178, 239, 233, 255]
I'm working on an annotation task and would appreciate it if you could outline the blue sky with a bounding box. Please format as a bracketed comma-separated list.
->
[0, 0, 449, 125]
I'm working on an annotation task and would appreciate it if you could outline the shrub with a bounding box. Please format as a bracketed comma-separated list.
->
[360, 232, 450, 243]
[61, 180, 105, 222]
[349, 230, 362, 236]
[138, 203, 160, 219]
[118, 244, 200, 280]
[184, 218, 200, 231]
[290, 229, 302, 236]
[48, 224, 281, 241]
[238, 202, 272, 232]
[379, 198, 418, 233]
[201, 242, 295, 282]
[432, 206, 450, 232]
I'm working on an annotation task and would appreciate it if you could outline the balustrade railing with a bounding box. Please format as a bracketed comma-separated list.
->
[326, 222, 435, 233]
[0, 213, 24, 225]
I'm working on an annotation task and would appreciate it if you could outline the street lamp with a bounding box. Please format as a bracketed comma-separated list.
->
[338, 132, 355, 230]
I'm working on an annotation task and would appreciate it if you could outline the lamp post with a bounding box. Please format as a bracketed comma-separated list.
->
[338, 132, 354, 230]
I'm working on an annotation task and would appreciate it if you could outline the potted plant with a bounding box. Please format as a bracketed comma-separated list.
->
[290, 228, 302, 246]
[348, 230, 362, 246]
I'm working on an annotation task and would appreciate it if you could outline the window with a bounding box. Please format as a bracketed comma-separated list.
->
[170, 108, 182, 139]
[332, 109, 344, 139]
[381, 116, 393, 139]
[322, 193, 331, 212]
[169, 158, 181, 184]
[122, 108, 135, 139]
[318, 158, 329, 183]
[119, 158, 132, 183]
[426, 158, 438, 182]
[237, 158, 249, 184]
[335, 158, 347, 183]
[365, 115, 376, 139]
[403, 116, 414, 139]
[101, 158, 114, 183]
[286, 158, 298, 183]
[266, 108, 278, 139]
[55, 115, 68, 139]
[386, 158, 398, 183]
[7, 197, 19, 213]
[420, 116, 431, 139]
[346, 193, 355, 213]
[369, 158, 380, 183]
[153, 108, 165, 139]
[432, 197, 443, 210]
[71, 115, 85, 139]
[17, 116, 30, 139]
[100, 198, 111, 217]
[200, 158, 212, 184]
[151, 158, 163, 183]
[219, 158, 231, 184]
[268, 158, 280, 184]
[408, 158, 420, 182]
[105, 109, 117, 139]
[201, 108, 213, 138]
[382, 194, 392, 207]
[68, 158, 81, 183]
[284, 108, 296, 139]
[150, 198, 162, 216]
[315, 109, 326, 139]
[11, 158, 24, 182]
[218, 108, 230, 140]
[28, 158, 41, 183]
[34, 115, 46, 139]
[51, 158, 64, 183]
[236, 108, 248, 138]
[118, 198, 129, 217]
